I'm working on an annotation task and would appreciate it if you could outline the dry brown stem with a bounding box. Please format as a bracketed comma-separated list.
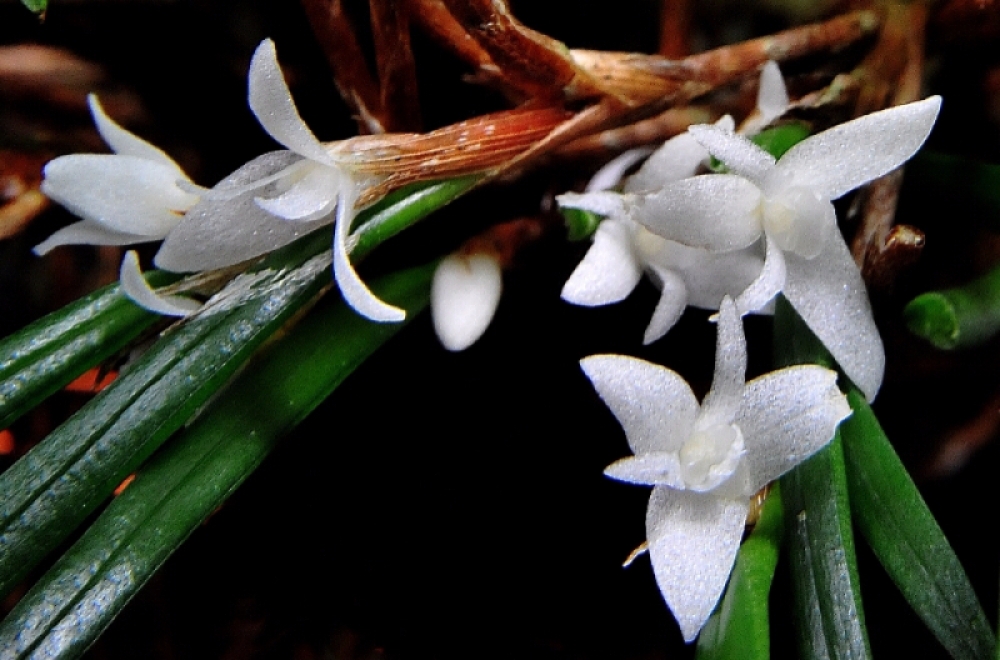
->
[850, 2, 927, 286]
[659, 0, 693, 58]
[300, 0, 383, 133]
[404, 0, 495, 70]
[370, 0, 422, 132]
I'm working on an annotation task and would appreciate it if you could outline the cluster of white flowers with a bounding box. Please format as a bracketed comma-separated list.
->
[556, 65, 941, 641]
[34, 46, 941, 643]
[34, 39, 398, 321]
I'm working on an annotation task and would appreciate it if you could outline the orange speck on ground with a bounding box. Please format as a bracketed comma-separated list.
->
[0, 430, 14, 455]
[65, 368, 118, 393]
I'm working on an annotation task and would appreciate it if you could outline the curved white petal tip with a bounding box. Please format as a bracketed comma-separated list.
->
[120, 251, 202, 317]
[332, 192, 406, 323]
[431, 252, 503, 351]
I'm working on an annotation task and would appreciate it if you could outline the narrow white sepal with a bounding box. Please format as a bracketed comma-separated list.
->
[581, 355, 699, 456]
[120, 251, 202, 317]
[561, 219, 642, 306]
[734, 234, 785, 315]
[87, 95, 184, 172]
[772, 96, 942, 200]
[687, 124, 775, 185]
[698, 298, 746, 427]
[33, 221, 158, 256]
[556, 191, 631, 218]
[739, 365, 850, 492]
[248, 39, 340, 167]
[431, 252, 503, 351]
[756, 61, 789, 125]
[332, 186, 406, 322]
[586, 147, 654, 192]
[783, 236, 884, 401]
[643, 267, 687, 345]
[646, 485, 748, 642]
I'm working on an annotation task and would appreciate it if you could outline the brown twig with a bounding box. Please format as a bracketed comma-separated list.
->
[404, 0, 495, 70]
[370, 0, 422, 132]
[300, 0, 383, 133]
[659, 0, 693, 58]
[554, 106, 714, 161]
[850, 1, 927, 286]
[439, 0, 610, 103]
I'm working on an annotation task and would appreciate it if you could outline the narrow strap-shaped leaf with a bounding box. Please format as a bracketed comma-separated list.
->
[18, 0, 46, 13]
[774, 296, 871, 660]
[0, 263, 434, 660]
[0, 177, 475, 598]
[842, 387, 994, 660]
[0, 271, 173, 430]
[696, 485, 784, 660]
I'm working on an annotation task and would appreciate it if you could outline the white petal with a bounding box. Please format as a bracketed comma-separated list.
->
[645, 485, 749, 642]
[41, 154, 197, 237]
[586, 147, 654, 192]
[698, 298, 746, 427]
[739, 365, 850, 492]
[650, 242, 764, 311]
[255, 163, 340, 221]
[431, 252, 502, 351]
[643, 267, 687, 344]
[580, 355, 699, 455]
[639, 175, 763, 252]
[687, 125, 776, 185]
[87, 95, 185, 174]
[605, 453, 685, 489]
[561, 219, 641, 306]
[248, 40, 339, 166]
[120, 251, 202, 317]
[783, 235, 884, 401]
[755, 61, 789, 125]
[772, 96, 942, 200]
[556, 190, 631, 218]
[33, 220, 158, 256]
[155, 152, 331, 272]
[333, 184, 406, 322]
[733, 234, 784, 315]
[623, 133, 708, 193]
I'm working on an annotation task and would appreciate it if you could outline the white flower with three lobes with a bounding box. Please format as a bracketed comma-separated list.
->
[557, 62, 791, 344]
[153, 39, 404, 323]
[33, 95, 201, 256]
[582, 297, 851, 642]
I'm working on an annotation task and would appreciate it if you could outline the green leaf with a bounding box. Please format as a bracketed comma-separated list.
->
[904, 262, 1000, 349]
[0, 177, 475, 599]
[696, 485, 784, 660]
[19, 0, 46, 14]
[842, 388, 995, 660]
[775, 297, 871, 660]
[561, 207, 602, 241]
[0, 271, 173, 430]
[0, 263, 434, 660]
[751, 122, 811, 160]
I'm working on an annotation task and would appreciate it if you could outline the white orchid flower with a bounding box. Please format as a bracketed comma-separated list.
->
[33, 95, 201, 256]
[430, 252, 503, 351]
[582, 298, 850, 642]
[558, 116, 769, 344]
[601, 96, 941, 399]
[557, 62, 792, 343]
[154, 39, 403, 323]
